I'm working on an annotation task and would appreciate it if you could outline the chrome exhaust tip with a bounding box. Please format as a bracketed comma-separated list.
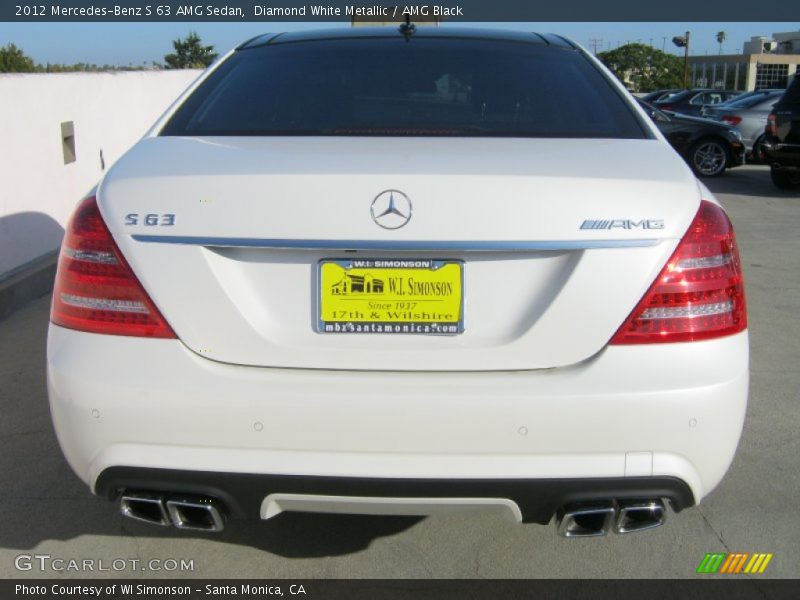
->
[120, 492, 170, 526]
[614, 499, 666, 534]
[166, 497, 226, 532]
[556, 502, 615, 538]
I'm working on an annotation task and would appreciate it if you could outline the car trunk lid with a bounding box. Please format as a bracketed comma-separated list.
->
[101, 136, 700, 371]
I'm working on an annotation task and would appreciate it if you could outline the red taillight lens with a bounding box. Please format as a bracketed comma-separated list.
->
[722, 115, 742, 126]
[609, 200, 746, 345]
[51, 196, 176, 338]
[766, 113, 777, 136]
[659, 105, 673, 111]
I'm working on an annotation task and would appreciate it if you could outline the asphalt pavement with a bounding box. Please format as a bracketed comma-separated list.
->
[1, 165, 798, 579]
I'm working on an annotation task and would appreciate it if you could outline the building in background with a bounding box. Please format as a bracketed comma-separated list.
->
[688, 30, 800, 91]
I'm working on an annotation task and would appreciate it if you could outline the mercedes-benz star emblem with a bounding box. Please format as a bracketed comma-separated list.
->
[370, 190, 413, 230]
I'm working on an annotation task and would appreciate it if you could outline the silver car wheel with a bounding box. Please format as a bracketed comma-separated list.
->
[692, 141, 728, 177]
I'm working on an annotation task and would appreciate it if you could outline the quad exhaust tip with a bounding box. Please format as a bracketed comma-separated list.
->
[615, 499, 666, 534]
[120, 492, 171, 527]
[166, 497, 226, 532]
[557, 502, 616, 538]
[120, 491, 225, 532]
[557, 499, 666, 538]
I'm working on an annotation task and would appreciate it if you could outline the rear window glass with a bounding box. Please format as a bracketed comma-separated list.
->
[161, 37, 646, 139]
[655, 90, 692, 104]
[726, 93, 780, 109]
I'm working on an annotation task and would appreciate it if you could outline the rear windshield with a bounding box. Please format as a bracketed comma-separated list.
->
[161, 37, 647, 139]
[725, 93, 781, 109]
[655, 90, 692, 104]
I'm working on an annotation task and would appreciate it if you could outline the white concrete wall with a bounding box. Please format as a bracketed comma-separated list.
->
[0, 70, 201, 277]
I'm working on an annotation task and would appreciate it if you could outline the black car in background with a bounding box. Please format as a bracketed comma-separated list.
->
[763, 77, 800, 189]
[638, 100, 745, 177]
[654, 89, 741, 117]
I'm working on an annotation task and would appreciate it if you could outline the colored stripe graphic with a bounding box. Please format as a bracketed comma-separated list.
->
[720, 553, 749, 573]
[697, 553, 726, 573]
[744, 554, 774, 574]
[697, 553, 773, 574]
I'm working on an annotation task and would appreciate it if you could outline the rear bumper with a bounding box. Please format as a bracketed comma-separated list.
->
[47, 325, 749, 515]
[96, 467, 694, 524]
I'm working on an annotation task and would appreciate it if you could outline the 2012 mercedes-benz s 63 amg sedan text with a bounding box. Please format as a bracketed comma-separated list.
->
[47, 27, 748, 538]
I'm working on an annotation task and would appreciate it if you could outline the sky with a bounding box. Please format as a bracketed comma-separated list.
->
[1, 22, 799, 66]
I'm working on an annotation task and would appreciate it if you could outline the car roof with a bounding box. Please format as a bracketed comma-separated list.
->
[655, 89, 738, 101]
[238, 27, 578, 50]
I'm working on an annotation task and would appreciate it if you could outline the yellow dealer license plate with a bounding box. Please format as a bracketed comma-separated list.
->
[318, 259, 464, 334]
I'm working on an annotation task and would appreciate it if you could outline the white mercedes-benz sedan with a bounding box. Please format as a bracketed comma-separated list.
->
[47, 27, 748, 537]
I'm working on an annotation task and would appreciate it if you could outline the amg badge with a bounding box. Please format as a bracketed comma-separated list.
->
[580, 219, 665, 230]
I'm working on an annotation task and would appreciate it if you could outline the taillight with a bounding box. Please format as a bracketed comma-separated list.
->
[721, 115, 742, 126]
[609, 200, 746, 344]
[51, 196, 176, 338]
[766, 113, 777, 136]
[659, 105, 673, 111]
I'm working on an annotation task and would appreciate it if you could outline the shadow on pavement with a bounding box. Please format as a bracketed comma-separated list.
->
[704, 165, 800, 200]
[200, 513, 423, 558]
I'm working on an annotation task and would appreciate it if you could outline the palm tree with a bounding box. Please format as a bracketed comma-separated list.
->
[716, 31, 727, 55]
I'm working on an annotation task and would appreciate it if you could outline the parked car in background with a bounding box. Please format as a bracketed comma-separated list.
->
[703, 90, 785, 161]
[703, 88, 783, 110]
[763, 78, 800, 189]
[639, 88, 682, 103]
[655, 89, 741, 117]
[638, 99, 745, 177]
[46, 28, 749, 539]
